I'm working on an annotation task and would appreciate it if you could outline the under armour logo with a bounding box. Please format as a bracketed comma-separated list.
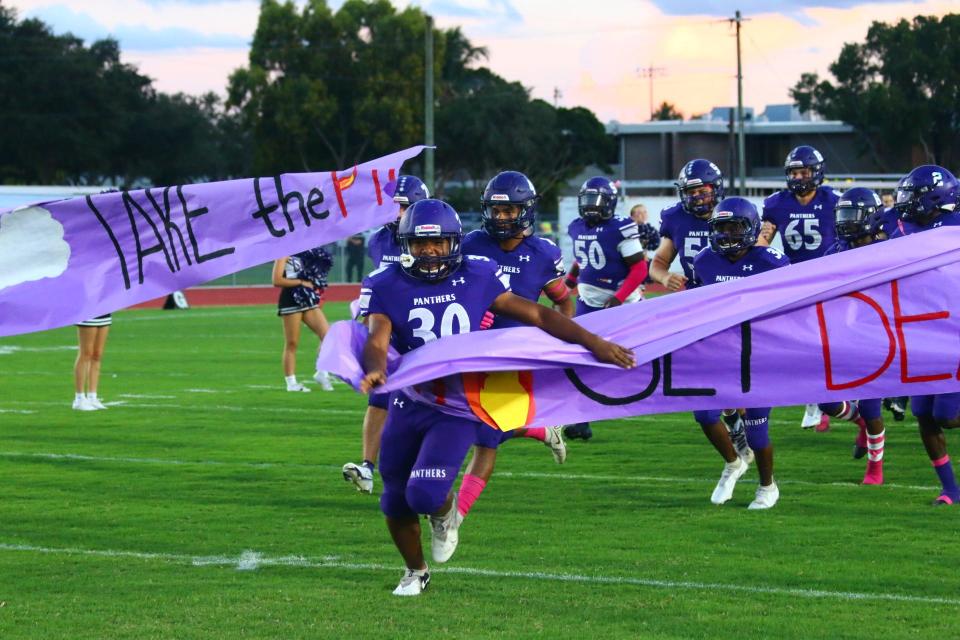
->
[742, 264, 754, 271]
[394, 398, 405, 408]
[451, 277, 466, 286]
[519, 255, 531, 262]
[814, 204, 823, 210]
[934, 222, 943, 228]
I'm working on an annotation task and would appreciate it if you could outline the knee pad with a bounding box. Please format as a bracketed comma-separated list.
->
[694, 409, 722, 428]
[405, 480, 448, 515]
[380, 488, 415, 518]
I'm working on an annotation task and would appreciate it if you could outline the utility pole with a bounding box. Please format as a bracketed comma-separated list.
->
[730, 10, 747, 194]
[637, 65, 666, 120]
[424, 15, 435, 192]
[553, 87, 562, 108]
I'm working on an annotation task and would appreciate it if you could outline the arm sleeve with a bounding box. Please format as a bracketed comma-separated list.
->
[613, 259, 649, 303]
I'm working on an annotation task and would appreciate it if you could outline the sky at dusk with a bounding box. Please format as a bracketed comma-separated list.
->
[6, 0, 956, 123]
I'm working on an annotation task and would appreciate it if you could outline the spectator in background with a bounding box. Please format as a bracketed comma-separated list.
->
[881, 192, 895, 210]
[345, 234, 366, 282]
[629, 203, 661, 282]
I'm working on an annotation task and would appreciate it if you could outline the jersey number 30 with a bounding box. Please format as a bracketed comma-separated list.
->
[408, 304, 471, 344]
[574, 239, 607, 270]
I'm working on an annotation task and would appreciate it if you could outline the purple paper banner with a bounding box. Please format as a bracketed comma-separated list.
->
[318, 228, 960, 430]
[0, 146, 425, 337]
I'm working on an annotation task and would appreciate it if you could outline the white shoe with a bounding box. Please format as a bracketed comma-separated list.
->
[729, 427, 754, 465]
[286, 383, 311, 393]
[544, 426, 567, 464]
[313, 370, 334, 391]
[748, 482, 780, 510]
[72, 397, 96, 411]
[801, 404, 822, 429]
[392, 568, 430, 596]
[711, 458, 748, 505]
[86, 396, 107, 410]
[342, 462, 374, 493]
[428, 497, 461, 563]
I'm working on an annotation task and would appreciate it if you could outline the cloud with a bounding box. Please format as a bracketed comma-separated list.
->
[425, 0, 522, 26]
[648, 0, 909, 16]
[27, 4, 248, 51]
[0, 207, 71, 292]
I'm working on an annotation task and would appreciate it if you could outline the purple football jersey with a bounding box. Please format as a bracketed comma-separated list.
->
[359, 257, 509, 355]
[567, 216, 642, 290]
[367, 227, 402, 268]
[762, 186, 840, 263]
[877, 207, 901, 238]
[888, 210, 960, 238]
[692, 245, 790, 287]
[657, 202, 711, 283]
[461, 230, 565, 329]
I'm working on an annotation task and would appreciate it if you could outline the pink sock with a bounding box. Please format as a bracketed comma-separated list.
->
[838, 401, 860, 422]
[457, 474, 488, 518]
[522, 427, 547, 441]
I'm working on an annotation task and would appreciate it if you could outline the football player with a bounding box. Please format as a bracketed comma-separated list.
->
[758, 145, 840, 431]
[360, 199, 634, 595]
[563, 176, 647, 440]
[650, 160, 754, 487]
[692, 197, 790, 509]
[817, 187, 888, 484]
[454, 171, 573, 523]
[888, 165, 960, 505]
[342, 175, 429, 495]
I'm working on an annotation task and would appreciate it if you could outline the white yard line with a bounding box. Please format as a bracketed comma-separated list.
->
[0, 541, 956, 606]
[0, 450, 939, 492]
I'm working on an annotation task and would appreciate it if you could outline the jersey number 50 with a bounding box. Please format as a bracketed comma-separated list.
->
[574, 239, 607, 270]
[408, 303, 471, 344]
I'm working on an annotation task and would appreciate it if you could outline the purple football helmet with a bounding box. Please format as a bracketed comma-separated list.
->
[676, 159, 724, 219]
[834, 187, 883, 241]
[388, 175, 430, 235]
[894, 165, 959, 225]
[577, 176, 619, 224]
[397, 199, 463, 281]
[784, 145, 825, 196]
[480, 171, 539, 240]
[708, 197, 761, 255]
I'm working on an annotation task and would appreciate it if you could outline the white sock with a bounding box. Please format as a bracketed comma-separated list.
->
[285, 375, 297, 387]
[87, 392, 98, 401]
[75, 393, 84, 402]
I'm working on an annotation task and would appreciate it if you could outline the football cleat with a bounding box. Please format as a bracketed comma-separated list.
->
[932, 494, 956, 507]
[392, 568, 430, 596]
[711, 458, 748, 505]
[428, 497, 461, 563]
[815, 413, 831, 433]
[313, 370, 334, 391]
[801, 404, 822, 429]
[342, 462, 374, 494]
[730, 428, 754, 466]
[748, 482, 780, 510]
[852, 421, 868, 459]
[544, 426, 567, 464]
[890, 399, 906, 422]
[862, 460, 883, 485]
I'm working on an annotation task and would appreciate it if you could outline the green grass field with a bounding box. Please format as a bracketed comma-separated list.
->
[1, 304, 957, 639]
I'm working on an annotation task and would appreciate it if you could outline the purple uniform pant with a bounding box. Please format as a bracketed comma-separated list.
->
[575, 299, 604, 316]
[819, 399, 882, 421]
[379, 391, 480, 518]
[475, 425, 517, 448]
[368, 391, 389, 410]
[910, 393, 960, 422]
[695, 408, 771, 450]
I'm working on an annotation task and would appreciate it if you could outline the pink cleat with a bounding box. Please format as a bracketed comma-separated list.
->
[862, 459, 883, 485]
[815, 413, 831, 433]
[852, 420, 868, 459]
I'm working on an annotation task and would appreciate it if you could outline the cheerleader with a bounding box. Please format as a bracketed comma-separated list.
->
[273, 247, 333, 392]
[73, 314, 112, 410]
